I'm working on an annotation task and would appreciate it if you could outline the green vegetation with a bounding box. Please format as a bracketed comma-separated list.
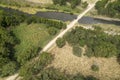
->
[26, 16, 66, 29]
[0, 26, 18, 77]
[91, 64, 99, 72]
[46, 4, 82, 14]
[64, 26, 120, 59]
[19, 52, 98, 80]
[0, 7, 66, 77]
[82, 1, 88, 8]
[117, 54, 120, 65]
[0, 0, 88, 14]
[53, 0, 81, 8]
[1, 62, 17, 77]
[50, 0, 87, 14]
[72, 46, 82, 57]
[48, 27, 58, 35]
[56, 38, 66, 48]
[13, 23, 53, 65]
[0, 0, 37, 7]
[19, 52, 54, 80]
[0, 10, 24, 28]
[95, 0, 120, 18]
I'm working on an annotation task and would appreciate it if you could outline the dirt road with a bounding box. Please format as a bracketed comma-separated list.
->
[42, 3, 97, 52]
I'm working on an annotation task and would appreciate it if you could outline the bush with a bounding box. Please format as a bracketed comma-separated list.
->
[38, 67, 68, 80]
[72, 46, 82, 57]
[17, 46, 40, 65]
[117, 54, 120, 65]
[65, 27, 119, 58]
[56, 38, 66, 48]
[82, 1, 88, 8]
[48, 27, 57, 35]
[1, 62, 17, 77]
[72, 73, 85, 80]
[85, 76, 99, 80]
[19, 52, 54, 80]
[91, 64, 99, 72]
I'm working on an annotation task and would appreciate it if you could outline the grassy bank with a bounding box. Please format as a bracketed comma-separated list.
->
[0, 0, 87, 15]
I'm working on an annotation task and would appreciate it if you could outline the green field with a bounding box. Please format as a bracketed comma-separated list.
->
[12, 23, 53, 55]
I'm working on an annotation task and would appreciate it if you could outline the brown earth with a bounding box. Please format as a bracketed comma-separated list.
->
[49, 44, 120, 80]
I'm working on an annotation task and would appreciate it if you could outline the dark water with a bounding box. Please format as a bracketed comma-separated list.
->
[79, 16, 120, 25]
[0, 6, 120, 25]
[36, 12, 77, 21]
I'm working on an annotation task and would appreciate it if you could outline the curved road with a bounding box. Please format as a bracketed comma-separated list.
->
[6, 1, 98, 80]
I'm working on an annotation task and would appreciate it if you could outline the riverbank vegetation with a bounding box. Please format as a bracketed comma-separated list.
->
[0, 0, 88, 14]
[53, 0, 81, 8]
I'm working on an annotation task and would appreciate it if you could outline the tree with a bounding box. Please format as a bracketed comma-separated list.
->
[38, 67, 68, 80]
[117, 53, 120, 65]
[48, 27, 57, 35]
[72, 46, 82, 57]
[65, 26, 120, 58]
[85, 76, 98, 80]
[0, 12, 21, 27]
[71, 0, 81, 8]
[56, 38, 66, 48]
[82, 1, 88, 8]
[16, 46, 40, 65]
[1, 62, 17, 77]
[19, 52, 53, 80]
[72, 73, 85, 80]
[53, 0, 66, 5]
[0, 27, 18, 77]
[95, 0, 120, 18]
[91, 64, 99, 72]
[0, 27, 15, 57]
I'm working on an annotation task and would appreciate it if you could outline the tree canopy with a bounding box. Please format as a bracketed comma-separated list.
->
[95, 0, 120, 18]
[52, 0, 81, 8]
[64, 26, 120, 58]
[0, 27, 18, 76]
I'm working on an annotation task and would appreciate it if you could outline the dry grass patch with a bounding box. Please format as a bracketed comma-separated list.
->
[82, 0, 97, 4]
[49, 44, 120, 80]
[26, 0, 53, 4]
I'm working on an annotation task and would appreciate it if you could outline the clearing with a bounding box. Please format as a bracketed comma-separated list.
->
[49, 44, 120, 80]
[12, 23, 53, 55]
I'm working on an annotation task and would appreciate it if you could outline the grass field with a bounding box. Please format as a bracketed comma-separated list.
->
[12, 23, 53, 55]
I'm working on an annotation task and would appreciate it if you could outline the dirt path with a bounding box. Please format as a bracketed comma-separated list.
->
[6, 74, 18, 80]
[42, 1, 98, 52]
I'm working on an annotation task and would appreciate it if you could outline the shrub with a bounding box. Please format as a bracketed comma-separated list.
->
[1, 62, 17, 77]
[56, 38, 66, 48]
[72, 46, 82, 57]
[91, 64, 99, 72]
[86, 76, 99, 80]
[19, 52, 54, 80]
[117, 53, 120, 65]
[82, 1, 88, 8]
[72, 73, 85, 80]
[48, 27, 57, 35]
